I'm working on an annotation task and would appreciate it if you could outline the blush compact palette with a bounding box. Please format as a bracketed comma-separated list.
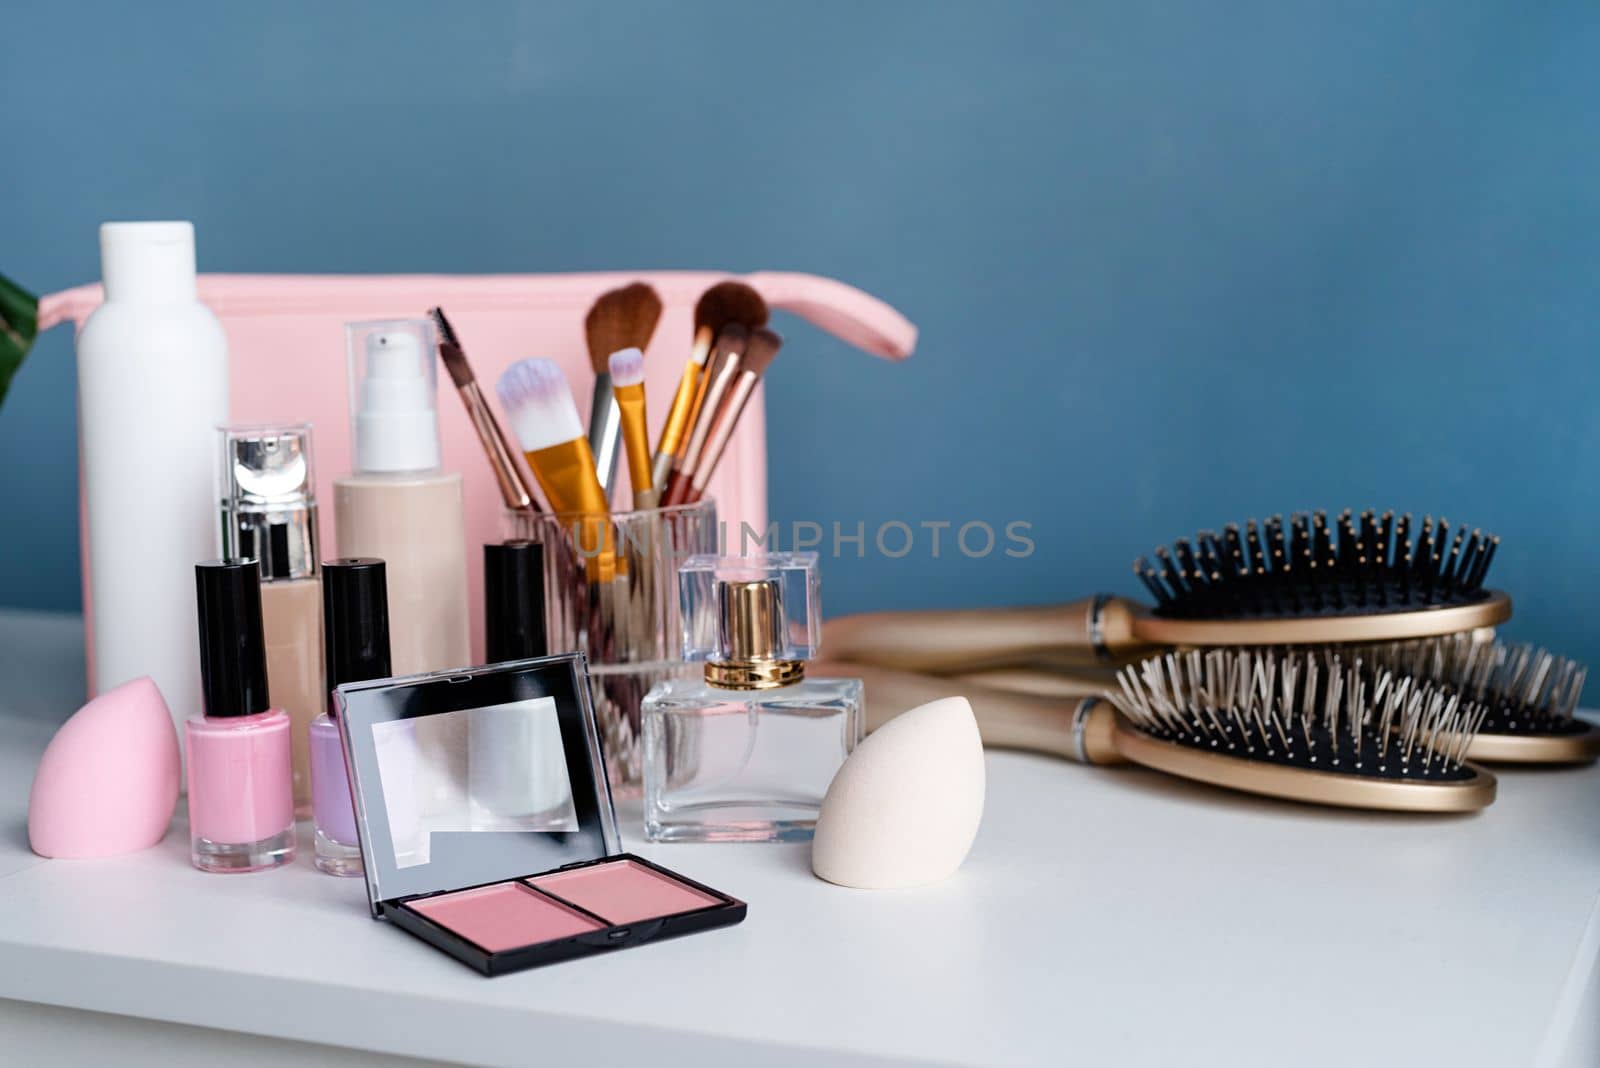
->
[336, 655, 746, 976]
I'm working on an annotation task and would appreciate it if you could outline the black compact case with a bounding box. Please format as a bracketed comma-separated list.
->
[336, 655, 745, 976]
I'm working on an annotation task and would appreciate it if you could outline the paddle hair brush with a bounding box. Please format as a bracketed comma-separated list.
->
[1370, 635, 1598, 764]
[829, 648, 1496, 813]
[823, 510, 1512, 671]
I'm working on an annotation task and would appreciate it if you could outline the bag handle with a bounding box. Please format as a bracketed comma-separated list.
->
[39, 270, 917, 360]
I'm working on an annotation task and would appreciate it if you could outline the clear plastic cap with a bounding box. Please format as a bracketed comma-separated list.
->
[679, 552, 821, 663]
[345, 319, 441, 474]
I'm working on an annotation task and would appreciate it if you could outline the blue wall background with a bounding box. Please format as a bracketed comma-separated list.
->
[4, 2, 1599, 670]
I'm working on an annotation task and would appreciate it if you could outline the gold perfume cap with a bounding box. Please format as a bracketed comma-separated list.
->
[708, 578, 804, 689]
[718, 579, 783, 661]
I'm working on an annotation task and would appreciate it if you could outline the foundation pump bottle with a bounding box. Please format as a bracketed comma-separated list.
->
[219, 424, 323, 817]
[334, 320, 471, 676]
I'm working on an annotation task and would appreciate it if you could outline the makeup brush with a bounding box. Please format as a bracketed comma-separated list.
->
[496, 358, 615, 581]
[651, 282, 768, 490]
[430, 307, 542, 515]
[607, 347, 654, 511]
[682, 327, 782, 504]
[660, 325, 748, 507]
[585, 284, 662, 505]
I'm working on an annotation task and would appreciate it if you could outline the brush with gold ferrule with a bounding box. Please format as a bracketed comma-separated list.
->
[607, 347, 654, 511]
[430, 306, 543, 515]
[682, 327, 782, 505]
[660, 324, 748, 507]
[651, 282, 768, 490]
[496, 358, 616, 581]
[585, 283, 662, 506]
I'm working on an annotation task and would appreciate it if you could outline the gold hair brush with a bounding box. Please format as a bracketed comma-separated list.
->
[824, 510, 1511, 671]
[829, 649, 1498, 813]
[1369, 635, 1599, 764]
[911, 635, 1599, 767]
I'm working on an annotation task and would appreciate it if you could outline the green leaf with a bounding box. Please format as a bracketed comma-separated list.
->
[0, 273, 40, 410]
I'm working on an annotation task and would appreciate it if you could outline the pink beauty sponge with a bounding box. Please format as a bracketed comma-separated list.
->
[28, 677, 180, 859]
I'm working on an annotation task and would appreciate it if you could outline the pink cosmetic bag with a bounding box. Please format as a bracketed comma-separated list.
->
[39, 271, 917, 663]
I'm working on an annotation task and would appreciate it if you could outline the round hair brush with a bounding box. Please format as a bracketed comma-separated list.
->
[823, 510, 1511, 672]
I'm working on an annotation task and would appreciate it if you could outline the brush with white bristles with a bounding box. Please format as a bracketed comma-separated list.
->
[496, 358, 615, 581]
[586, 283, 662, 505]
[607, 347, 654, 511]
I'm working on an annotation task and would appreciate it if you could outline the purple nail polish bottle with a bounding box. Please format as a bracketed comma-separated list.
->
[310, 558, 390, 876]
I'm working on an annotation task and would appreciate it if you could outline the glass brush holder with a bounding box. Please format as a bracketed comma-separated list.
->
[506, 499, 717, 793]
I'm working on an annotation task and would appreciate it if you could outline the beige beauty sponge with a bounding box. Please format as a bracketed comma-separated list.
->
[811, 696, 985, 889]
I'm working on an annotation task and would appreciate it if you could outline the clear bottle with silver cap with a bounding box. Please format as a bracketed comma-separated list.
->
[641, 552, 863, 842]
[218, 423, 324, 816]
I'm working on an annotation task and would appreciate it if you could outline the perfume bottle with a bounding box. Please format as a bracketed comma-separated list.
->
[186, 560, 295, 873]
[310, 559, 392, 876]
[642, 553, 862, 842]
[218, 423, 323, 818]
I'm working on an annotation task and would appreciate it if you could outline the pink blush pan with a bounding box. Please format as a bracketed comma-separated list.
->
[406, 883, 602, 953]
[528, 859, 722, 925]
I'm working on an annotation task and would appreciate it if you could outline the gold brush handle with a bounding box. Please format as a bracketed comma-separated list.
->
[821, 596, 1149, 673]
[817, 660, 1125, 765]
[952, 664, 1126, 698]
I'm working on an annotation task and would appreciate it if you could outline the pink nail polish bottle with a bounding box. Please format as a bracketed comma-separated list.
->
[186, 560, 296, 873]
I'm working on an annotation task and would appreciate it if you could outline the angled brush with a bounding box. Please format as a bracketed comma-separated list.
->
[430, 307, 542, 514]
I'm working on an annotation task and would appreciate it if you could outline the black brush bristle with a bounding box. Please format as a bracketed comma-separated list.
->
[1140, 511, 1498, 620]
[428, 306, 460, 348]
[1111, 648, 1487, 781]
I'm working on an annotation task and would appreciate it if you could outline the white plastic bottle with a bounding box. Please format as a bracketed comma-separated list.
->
[76, 221, 230, 753]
